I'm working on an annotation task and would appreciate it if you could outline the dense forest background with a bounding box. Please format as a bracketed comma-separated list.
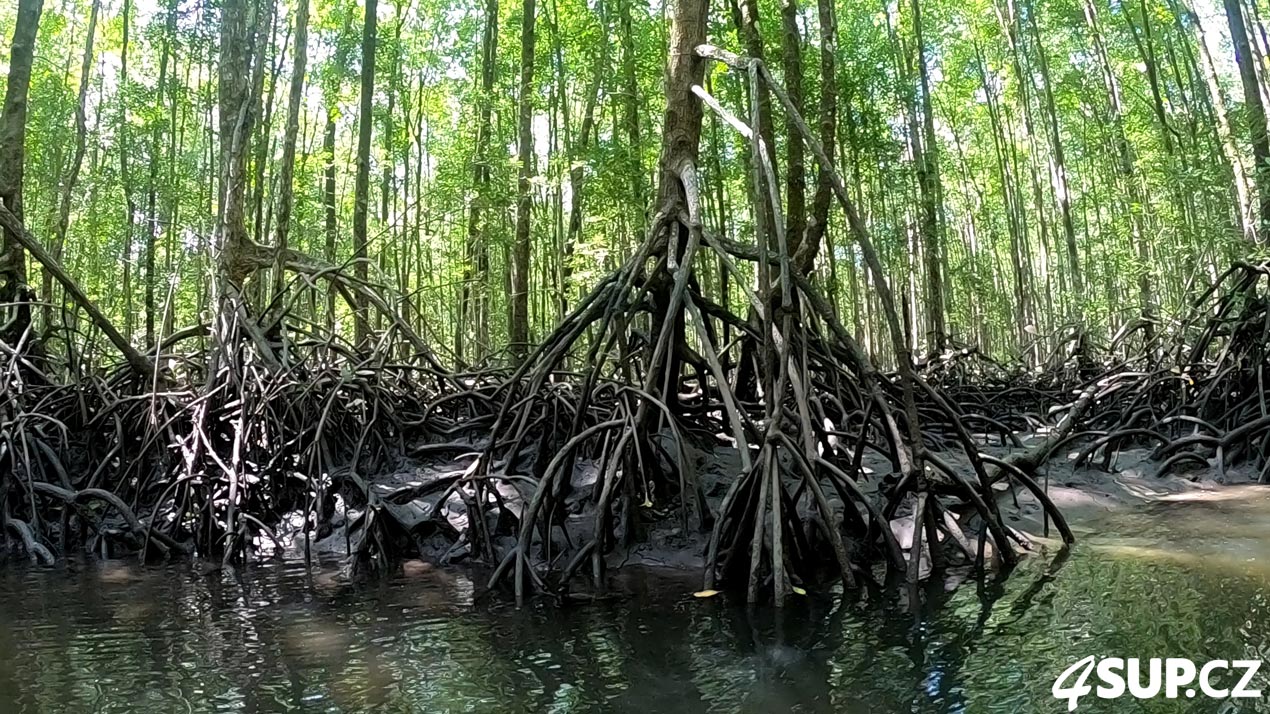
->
[3, 0, 1265, 365]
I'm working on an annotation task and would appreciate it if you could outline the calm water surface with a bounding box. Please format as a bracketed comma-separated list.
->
[3, 491, 1270, 713]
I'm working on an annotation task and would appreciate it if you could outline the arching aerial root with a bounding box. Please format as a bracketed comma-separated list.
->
[0, 252, 478, 566]
[0, 46, 1093, 599]
[1021, 262, 1270, 483]
[477, 47, 1073, 606]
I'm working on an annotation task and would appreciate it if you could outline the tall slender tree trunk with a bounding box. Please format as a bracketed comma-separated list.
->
[618, 0, 646, 238]
[998, 0, 1053, 341]
[273, 0, 310, 302]
[887, 9, 926, 349]
[735, 0, 780, 260]
[460, 0, 498, 365]
[162, 51, 183, 337]
[382, 10, 403, 227]
[119, 0, 137, 339]
[1081, 0, 1154, 337]
[412, 72, 427, 336]
[1224, 0, 1270, 242]
[799, 0, 836, 275]
[249, 5, 279, 262]
[1025, 0, 1082, 304]
[911, 0, 946, 351]
[0, 0, 43, 341]
[352, 0, 378, 344]
[1175, 0, 1254, 241]
[144, 0, 176, 347]
[45, 0, 99, 331]
[727, 0, 783, 403]
[1240, 0, 1270, 109]
[323, 110, 338, 326]
[510, 0, 538, 359]
[779, 0, 806, 258]
[974, 39, 1033, 355]
[561, 7, 606, 318]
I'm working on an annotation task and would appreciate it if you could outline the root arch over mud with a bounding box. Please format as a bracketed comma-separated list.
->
[15, 0, 1270, 621]
[6, 43, 1266, 608]
[0, 20, 1080, 603]
[471, 39, 1057, 606]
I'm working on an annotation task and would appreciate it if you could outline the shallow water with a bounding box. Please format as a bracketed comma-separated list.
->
[4, 493, 1270, 713]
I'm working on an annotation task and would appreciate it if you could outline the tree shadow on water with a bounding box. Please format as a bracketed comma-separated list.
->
[682, 548, 1073, 714]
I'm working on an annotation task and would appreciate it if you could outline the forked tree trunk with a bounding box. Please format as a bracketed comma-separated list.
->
[799, 0, 835, 275]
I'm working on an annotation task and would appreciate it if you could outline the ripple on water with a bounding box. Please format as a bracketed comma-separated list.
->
[5, 503, 1270, 712]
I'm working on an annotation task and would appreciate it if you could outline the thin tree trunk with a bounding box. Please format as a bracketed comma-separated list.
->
[618, 0, 646, 238]
[460, 0, 498, 365]
[998, 0, 1052, 340]
[1224, 0, 1270, 242]
[119, 0, 137, 340]
[799, 0, 835, 275]
[510, 0, 538, 359]
[323, 110, 337, 326]
[779, 0, 806, 258]
[974, 39, 1032, 355]
[0, 0, 43, 340]
[562, 9, 606, 317]
[1025, 0, 1082, 304]
[734, 0, 779, 261]
[249, 5, 280, 260]
[1081, 0, 1154, 337]
[1176, 0, 1254, 241]
[44, 0, 99, 331]
[273, 0, 310, 302]
[143, 0, 176, 347]
[910, 0, 945, 351]
[352, 0, 378, 344]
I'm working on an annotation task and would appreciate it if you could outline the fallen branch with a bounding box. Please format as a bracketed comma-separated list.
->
[0, 203, 150, 375]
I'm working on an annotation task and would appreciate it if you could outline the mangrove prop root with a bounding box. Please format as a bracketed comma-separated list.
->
[478, 48, 1033, 607]
[24, 46, 1270, 608]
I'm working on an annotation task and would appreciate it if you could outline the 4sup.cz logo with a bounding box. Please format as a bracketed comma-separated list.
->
[1052, 656, 1263, 711]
